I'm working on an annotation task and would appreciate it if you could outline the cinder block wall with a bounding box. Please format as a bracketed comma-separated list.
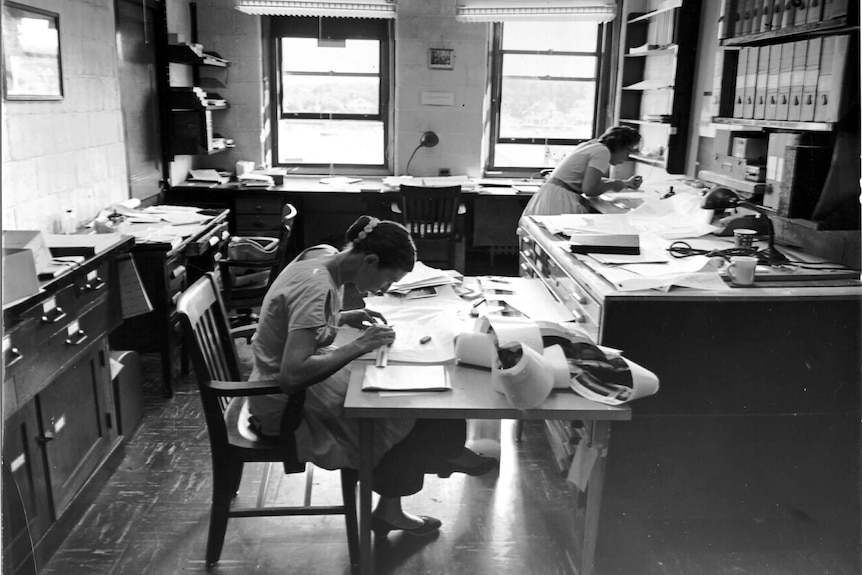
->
[2, 0, 128, 233]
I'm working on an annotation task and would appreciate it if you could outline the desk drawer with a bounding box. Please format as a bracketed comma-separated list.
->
[186, 222, 230, 257]
[235, 213, 282, 234]
[236, 196, 283, 215]
[14, 295, 111, 405]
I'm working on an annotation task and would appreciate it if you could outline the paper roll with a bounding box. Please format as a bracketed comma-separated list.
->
[492, 344, 554, 410]
[543, 344, 570, 389]
[454, 332, 496, 369]
[486, 315, 543, 353]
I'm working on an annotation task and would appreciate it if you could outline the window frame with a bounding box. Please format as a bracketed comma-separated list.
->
[268, 16, 392, 174]
[485, 21, 609, 175]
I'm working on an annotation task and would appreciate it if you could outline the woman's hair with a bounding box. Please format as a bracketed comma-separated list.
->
[598, 125, 641, 153]
[345, 215, 416, 272]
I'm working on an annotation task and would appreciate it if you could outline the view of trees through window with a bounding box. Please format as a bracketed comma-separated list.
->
[491, 21, 602, 170]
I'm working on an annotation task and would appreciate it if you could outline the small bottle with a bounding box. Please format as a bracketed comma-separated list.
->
[62, 209, 76, 234]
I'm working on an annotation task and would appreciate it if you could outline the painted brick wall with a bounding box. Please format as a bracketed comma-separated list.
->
[2, 0, 128, 233]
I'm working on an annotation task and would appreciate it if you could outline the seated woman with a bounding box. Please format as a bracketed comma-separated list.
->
[246, 215, 495, 537]
[522, 125, 644, 217]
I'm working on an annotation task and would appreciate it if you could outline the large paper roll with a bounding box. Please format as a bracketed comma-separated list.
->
[543, 344, 570, 389]
[454, 332, 496, 368]
[492, 344, 554, 410]
[486, 315, 543, 353]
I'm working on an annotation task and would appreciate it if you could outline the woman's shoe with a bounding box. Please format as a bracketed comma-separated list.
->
[436, 454, 498, 478]
[371, 515, 442, 537]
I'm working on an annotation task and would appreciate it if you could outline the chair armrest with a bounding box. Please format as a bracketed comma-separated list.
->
[208, 379, 283, 396]
[219, 259, 279, 270]
[231, 325, 257, 343]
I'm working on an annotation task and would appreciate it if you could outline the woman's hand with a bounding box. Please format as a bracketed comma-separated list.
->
[623, 175, 643, 189]
[341, 309, 388, 329]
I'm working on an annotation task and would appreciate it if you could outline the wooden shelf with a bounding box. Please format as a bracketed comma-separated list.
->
[620, 118, 674, 127]
[712, 116, 835, 132]
[720, 17, 852, 47]
[167, 44, 229, 67]
[627, 0, 682, 24]
[625, 45, 678, 57]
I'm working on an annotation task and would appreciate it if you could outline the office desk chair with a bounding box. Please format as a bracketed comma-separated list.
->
[177, 272, 358, 570]
[218, 203, 297, 328]
[398, 184, 462, 270]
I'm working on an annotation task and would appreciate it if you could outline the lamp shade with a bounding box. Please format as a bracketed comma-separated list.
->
[235, 0, 397, 18]
[419, 131, 439, 148]
[701, 186, 742, 210]
[455, 0, 617, 22]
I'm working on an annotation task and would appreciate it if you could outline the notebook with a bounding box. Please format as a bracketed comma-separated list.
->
[569, 234, 640, 255]
[362, 365, 451, 392]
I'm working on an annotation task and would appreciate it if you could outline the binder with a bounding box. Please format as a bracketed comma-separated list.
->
[823, 0, 849, 20]
[753, 45, 770, 119]
[763, 132, 802, 211]
[771, 0, 784, 30]
[781, 0, 795, 28]
[760, 0, 775, 31]
[775, 42, 794, 120]
[743, 46, 759, 118]
[777, 145, 830, 219]
[786, 40, 807, 122]
[765, 43, 781, 119]
[805, 0, 824, 23]
[733, 0, 745, 36]
[793, 0, 809, 25]
[751, 1, 763, 32]
[814, 35, 849, 122]
[741, 0, 754, 35]
[734, 47, 748, 118]
[800, 37, 821, 121]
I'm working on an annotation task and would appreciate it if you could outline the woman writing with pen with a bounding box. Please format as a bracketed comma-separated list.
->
[246, 215, 495, 537]
[522, 125, 644, 217]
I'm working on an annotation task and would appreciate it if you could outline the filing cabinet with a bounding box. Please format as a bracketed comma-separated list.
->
[2, 235, 132, 575]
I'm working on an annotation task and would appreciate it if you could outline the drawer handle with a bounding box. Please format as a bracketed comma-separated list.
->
[85, 277, 106, 291]
[209, 235, 220, 247]
[171, 265, 186, 279]
[213, 252, 223, 262]
[519, 262, 531, 275]
[41, 307, 67, 324]
[221, 230, 230, 240]
[6, 347, 23, 368]
[569, 286, 586, 304]
[36, 431, 55, 445]
[522, 249, 533, 259]
[65, 330, 88, 346]
[253, 204, 264, 212]
[570, 308, 585, 323]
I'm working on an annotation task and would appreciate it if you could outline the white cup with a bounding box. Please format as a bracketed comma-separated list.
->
[727, 256, 758, 286]
[235, 161, 254, 176]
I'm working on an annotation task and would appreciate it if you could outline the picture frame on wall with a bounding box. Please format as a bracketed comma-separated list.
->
[428, 48, 453, 70]
[2, 2, 63, 100]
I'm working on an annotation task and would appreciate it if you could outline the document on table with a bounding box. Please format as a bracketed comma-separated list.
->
[362, 365, 450, 392]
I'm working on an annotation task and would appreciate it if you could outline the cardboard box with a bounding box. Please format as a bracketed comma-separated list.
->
[744, 165, 767, 182]
[2, 248, 40, 303]
[732, 136, 768, 161]
[2, 230, 52, 275]
[714, 129, 758, 156]
[714, 153, 750, 180]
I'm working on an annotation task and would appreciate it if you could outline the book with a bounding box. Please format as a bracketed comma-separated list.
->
[569, 234, 640, 255]
[361, 365, 451, 392]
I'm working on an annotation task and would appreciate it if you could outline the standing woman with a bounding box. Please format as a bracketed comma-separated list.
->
[246, 216, 495, 537]
[522, 126, 644, 217]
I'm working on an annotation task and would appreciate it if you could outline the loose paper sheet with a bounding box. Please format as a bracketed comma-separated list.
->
[362, 364, 449, 392]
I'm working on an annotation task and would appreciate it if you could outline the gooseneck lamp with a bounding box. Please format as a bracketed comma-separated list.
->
[701, 186, 787, 265]
[404, 131, 439, 176]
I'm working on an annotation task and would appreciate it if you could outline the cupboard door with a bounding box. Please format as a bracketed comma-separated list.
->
[2, 401, 51, 575]
[37, 341, 115, 517]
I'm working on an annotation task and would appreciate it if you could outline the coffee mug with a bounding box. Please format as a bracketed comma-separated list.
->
[727, 256, 758, 286]
[733, 228, 757, 248]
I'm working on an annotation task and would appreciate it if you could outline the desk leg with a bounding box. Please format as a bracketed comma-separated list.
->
[358, 419, 374, 575]
[581, 421, 612, 575]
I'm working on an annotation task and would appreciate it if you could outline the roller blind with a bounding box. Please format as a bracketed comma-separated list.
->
[456, 0, 616, 22]
[235, 0, 396, 18]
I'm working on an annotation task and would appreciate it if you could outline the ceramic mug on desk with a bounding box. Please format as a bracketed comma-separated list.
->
[727, 256, 758, 286]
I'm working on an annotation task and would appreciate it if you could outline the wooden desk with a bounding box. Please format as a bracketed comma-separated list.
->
[344, 364, 631, 575]
[109, 209, 230, 395]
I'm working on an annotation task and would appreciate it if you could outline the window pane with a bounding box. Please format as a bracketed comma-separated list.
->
[493, 143, 572, 168]
[277, 119, 384, 165]
[281, 75, 379, 115]
[502, 21, 598, 52]
[502, 53, 597, 78]
[281, 38, 379, 73]
[499, 79, 596, 140]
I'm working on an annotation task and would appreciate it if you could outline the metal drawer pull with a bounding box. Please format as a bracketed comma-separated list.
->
[209, 235, 219, 246]
[85, 277, 106, 291]
[36, 430, 55, 445]
[6, 347, 23, 368]
[41, 307, 67, 324]
[171, 265, 186, 279]
[221, 230, 230, 240]
[570, 308, 585, 323]
[569, 287, 586, 304]
[65, 329, 88, 346]
[522, 249, 533, 259]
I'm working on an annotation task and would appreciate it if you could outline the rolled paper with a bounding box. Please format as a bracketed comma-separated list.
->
[454, 332, 496, 368]
[486, 315, 543, 353]
[543, 344, 570, 389]
[492, 343, 554, 410]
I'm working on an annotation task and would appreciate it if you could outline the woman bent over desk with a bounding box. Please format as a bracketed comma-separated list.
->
[246, 215, 496, 536]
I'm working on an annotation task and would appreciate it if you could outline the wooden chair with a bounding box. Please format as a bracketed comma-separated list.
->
[218, 203, 298, 327]
[176, 272, 358, 569]
[398, 184, 462, 270]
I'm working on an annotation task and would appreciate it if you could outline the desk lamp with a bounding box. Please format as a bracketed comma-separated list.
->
[701, 186, 787, 265]
[404, 131, 439, 176]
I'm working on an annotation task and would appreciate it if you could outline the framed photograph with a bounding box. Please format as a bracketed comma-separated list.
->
[428, 48, 453, 70]
[2, 2, 63, 100]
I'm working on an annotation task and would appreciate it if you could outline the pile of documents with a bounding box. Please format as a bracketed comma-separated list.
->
[387, 261, 458, 295]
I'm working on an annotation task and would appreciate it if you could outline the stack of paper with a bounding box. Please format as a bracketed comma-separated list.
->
[387, 261, 457, 295]
[238, 172, 273, 187]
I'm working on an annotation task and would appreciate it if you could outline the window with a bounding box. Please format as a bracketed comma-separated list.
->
[487, 21, 605, 172]
[270, 17, 390, 172]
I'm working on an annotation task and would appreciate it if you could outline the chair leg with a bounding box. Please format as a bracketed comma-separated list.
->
[514, 420, 524, 442]
[207, 460, 243, 566]
[340, 469, 360, 571]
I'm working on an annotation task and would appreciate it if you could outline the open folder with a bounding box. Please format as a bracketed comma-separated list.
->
[361, 365, 451, 392]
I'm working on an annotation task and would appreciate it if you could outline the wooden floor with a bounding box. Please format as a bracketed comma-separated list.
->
[43, 252, 860, 575]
